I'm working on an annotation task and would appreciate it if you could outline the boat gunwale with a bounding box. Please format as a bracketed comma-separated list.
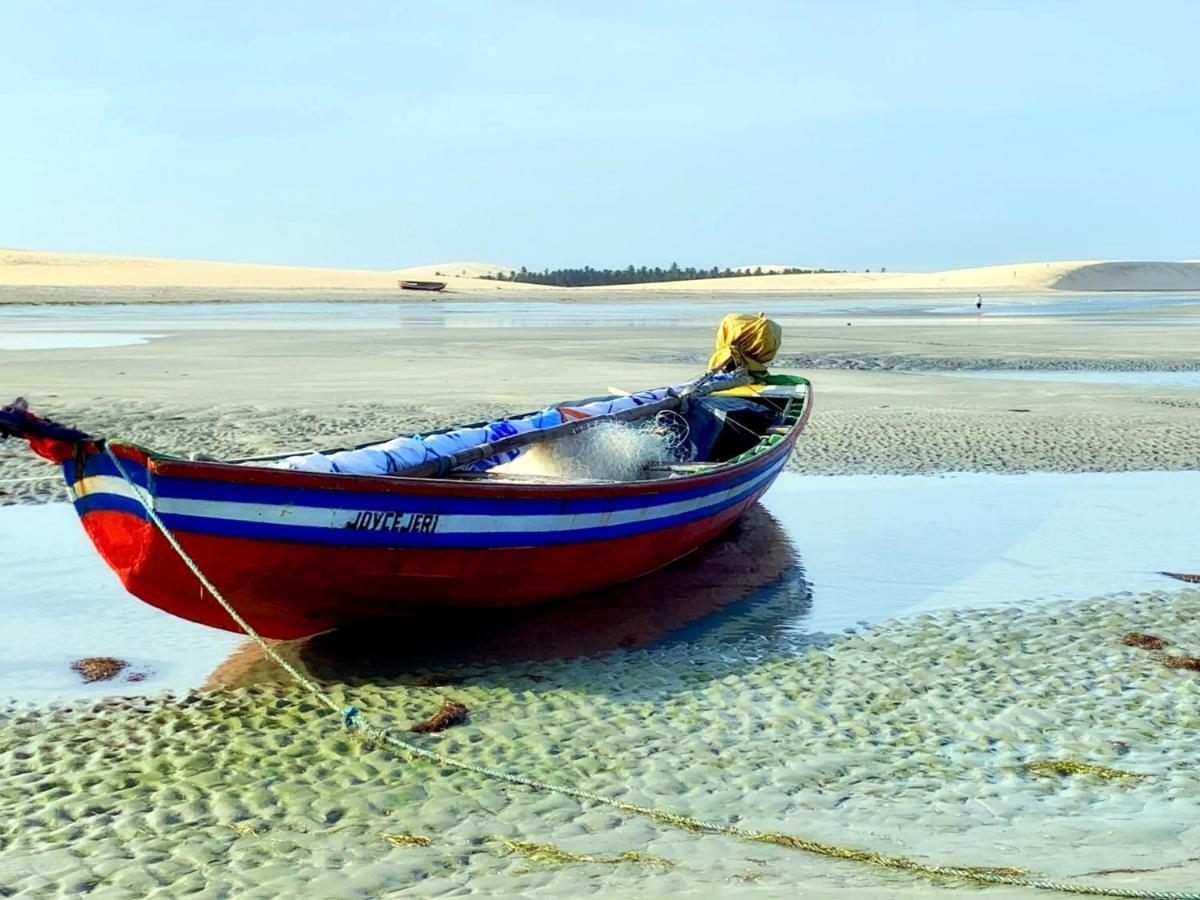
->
[140, 382, 811, 500]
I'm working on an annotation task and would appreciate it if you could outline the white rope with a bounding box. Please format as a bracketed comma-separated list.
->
[0, 474, 62, 485]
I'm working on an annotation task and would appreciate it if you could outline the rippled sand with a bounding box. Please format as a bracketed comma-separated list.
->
[3, 590, 1199, 897]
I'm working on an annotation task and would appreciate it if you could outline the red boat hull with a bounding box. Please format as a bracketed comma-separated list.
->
[79, 483, 770, 639]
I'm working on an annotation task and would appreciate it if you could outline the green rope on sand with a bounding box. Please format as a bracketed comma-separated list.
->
[104, 444, 1200, 900]
[1018, 760, 1147, 780]
[497, 838, 672, 868]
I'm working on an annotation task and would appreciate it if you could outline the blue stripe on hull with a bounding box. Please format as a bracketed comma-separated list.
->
[74, 492, 149, 521]
[67, 453, 151, 518]
[73, 452, 151, 487]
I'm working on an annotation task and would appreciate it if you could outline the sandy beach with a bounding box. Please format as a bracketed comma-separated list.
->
[3, 284, 1200, 897]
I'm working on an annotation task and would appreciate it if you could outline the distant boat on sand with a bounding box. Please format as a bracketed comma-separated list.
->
[399, 280, 447, 292]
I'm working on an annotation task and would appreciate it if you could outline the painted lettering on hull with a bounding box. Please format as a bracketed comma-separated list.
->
[344, 510, 440, 533]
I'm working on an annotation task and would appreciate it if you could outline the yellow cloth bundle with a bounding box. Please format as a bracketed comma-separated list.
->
[707, 313, 782, 374]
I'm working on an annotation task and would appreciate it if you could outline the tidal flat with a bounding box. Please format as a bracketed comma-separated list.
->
[2, 295, 1200, 896]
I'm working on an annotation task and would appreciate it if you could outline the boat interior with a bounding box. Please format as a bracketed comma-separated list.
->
[454, 379, 809, 483]
[230, 377, 809, 484]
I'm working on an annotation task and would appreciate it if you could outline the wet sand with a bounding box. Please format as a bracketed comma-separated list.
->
[4, 591, 1200, 896]
[2, 301, 1200, 896]
[4, 309, 1200, 503]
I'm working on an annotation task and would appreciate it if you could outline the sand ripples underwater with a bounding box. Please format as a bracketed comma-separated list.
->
[3, 589, 1200, 896]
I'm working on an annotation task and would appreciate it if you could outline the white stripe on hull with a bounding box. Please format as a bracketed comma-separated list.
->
[72, 474, 142, 502]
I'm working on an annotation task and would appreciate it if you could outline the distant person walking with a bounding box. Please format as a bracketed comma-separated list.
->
[975, 293, 983, 312]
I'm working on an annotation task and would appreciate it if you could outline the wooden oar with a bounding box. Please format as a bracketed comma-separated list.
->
[391, 369, 751, 479]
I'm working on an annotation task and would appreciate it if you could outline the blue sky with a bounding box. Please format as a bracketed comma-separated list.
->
[3, 1, 1198, 271]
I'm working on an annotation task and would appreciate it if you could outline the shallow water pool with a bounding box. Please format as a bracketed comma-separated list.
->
[0, 332, 160, 350]
[761, 471, 1197, 634]
[1, 470, 1196, 703]
[2, 292, 1199, 336]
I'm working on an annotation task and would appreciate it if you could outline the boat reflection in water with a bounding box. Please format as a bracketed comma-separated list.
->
[204, 504, 812, 690]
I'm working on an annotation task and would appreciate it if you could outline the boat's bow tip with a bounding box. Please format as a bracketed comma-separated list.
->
[0, 396, 30, 434]
[0, 398, 96, 463]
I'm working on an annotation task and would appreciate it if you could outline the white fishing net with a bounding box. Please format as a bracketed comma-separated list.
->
[493, 413, 691, 482]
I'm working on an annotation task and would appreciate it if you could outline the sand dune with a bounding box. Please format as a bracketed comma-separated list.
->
[0, 248, 536, 293]
[392, 261, 516, 281]
[1052, 260, 1200, 292]
[593, 259, 1200, 294]
[2, 247, 1199, 297]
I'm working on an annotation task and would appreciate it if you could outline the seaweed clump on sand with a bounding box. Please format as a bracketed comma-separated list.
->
[381, 832, 432, 848]
[410, 699, 468, 733]
[1162, 655, 1200, 671]
[70, 657, 129, 683]
[497, 838, 672, 868]
[1117, 630, 1200, 671]
[1017, 760, 1146, 780]
[1119, 631, 1170, 650]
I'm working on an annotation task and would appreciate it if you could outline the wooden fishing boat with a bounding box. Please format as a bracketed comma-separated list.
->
[398, 280, 447, 292]
[1, 374, 810, 640]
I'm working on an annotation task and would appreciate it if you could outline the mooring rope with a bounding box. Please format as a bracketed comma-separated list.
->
[102, 442, 1200, 899]
[0, 474, 62, 485]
